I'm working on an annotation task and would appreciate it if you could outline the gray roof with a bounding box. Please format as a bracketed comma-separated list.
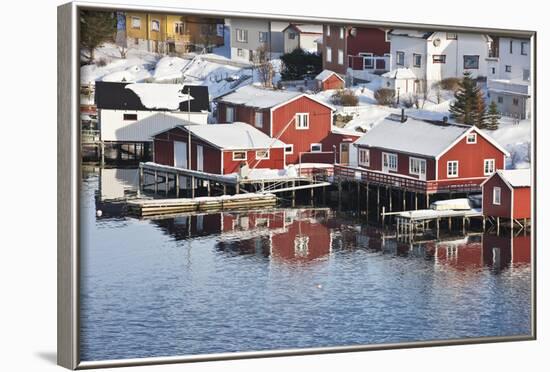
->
[498, 169, 531, 187]
[354, 117, 470, 157]
[315, 69, 343, 82]
[216, 85, 302, 109]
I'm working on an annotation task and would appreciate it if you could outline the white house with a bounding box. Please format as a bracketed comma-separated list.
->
[486, 37, 531, 119]
[95, 82, 210, 144]
[282, 24, 323, 54]
[388, 29, 492, 92]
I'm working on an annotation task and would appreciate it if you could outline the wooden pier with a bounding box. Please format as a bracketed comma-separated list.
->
[127, 194, 277, 217]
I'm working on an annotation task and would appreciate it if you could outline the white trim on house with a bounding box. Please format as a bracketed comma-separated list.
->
[254, 111, 263, 128]
[484, 158, 496, 176]
[255, 149, 270, 160]
[295, 113, 309, 129]
[358, 148, 370, 167]
[382, 152, 398, 172]
[232, 151, 247, 161]
[435, 126, 510, 160]
[447, 160, 459, 178]
[466, 133, 477, 144]
[310, 143, 322, 152]
[493, 186, 501, 205]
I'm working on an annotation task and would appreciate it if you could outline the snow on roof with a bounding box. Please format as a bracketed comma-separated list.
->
[217, 85, 302, 109]
[498, 169, 531, 187]
[389, 29, 434, 39]
[315, 70, 343, 82]
[286, 24, 323, 34]
[354, 117, 470, 157]
[179, 122, 286, 150]
[382, 68, 416, 80]
[125, 83, 193, 110]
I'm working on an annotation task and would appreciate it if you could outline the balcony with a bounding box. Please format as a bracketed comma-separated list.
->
[487, 79, 531, 96]
[334, 165, 484, 194]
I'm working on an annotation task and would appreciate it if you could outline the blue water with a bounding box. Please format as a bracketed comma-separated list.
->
[80, 169, 532, 361]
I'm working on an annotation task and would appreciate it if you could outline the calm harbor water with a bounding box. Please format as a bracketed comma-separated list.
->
[80, 167, 532, 362]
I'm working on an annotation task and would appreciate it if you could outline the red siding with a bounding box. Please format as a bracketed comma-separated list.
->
[438, 133, 505, 181]
[322, 25, 348, 74]
[222, 147, 285, 174]
[357, 146, 436, 180]
[513, 186, 531, 219]
[321, 74, 344, 90]
[217, 102, 271, 135]
[482, 175, 512, 218]
[272, 96, 333, 164]
[347, 27, 390, 58]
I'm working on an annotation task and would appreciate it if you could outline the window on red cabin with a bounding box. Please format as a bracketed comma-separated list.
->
[310, 143, 322, 152]
[232, 151, 247, 161]
[226, 106, 234, 123]
[295, 113, 309, 129]
[447, 160, 459, 178]
[285, 145, 293, 154]
[358, 149, 370, 167]
[467, 133, 477, 143]
[255, 150, 269, 160]
[484, 159, 495, 175]
[254, 112, 263, 128]
[493, 186, 501, 205]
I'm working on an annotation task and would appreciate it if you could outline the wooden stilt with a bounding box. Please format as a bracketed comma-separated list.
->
[175, 174, 180, 198]
[207, 180, 211, 196]
[165, 172, 169, 195]
[292, 181, 296, 207]
[138, 165, 144, 197]
[414, 192, 418, 210]
[338, 180, 342, 211]
[483, 216, 486, 231]
[223, 184, 227, 195]
[402, 190, 406, 211]
[365, 183, 370, 216]
[426, 193, 430, 208]
[191, 176, 195, 198]
[448, 217, 452, 230]
[388, 187, 392, 212]
[497, 217, 500, 235]
[462, 217, 466, 235]
[376, 185, 380, 219]
[154, 170, 158, 194]
[436, 218, 440, 238]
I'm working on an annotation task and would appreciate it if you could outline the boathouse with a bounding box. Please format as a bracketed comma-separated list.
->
[95, 81, 210, 146]
[314, 70, 345, 91]
[216, 85, 355, 164]
[481, 169, 531, 222]
[152, 119, 286, 175]
[347, 114, 510, 195]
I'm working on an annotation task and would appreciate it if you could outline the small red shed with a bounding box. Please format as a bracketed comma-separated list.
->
[153, 121, 286, 175]
[481, 169, 531, 220]
[216, 85, 337, 165]
[314, 70, 345, 91]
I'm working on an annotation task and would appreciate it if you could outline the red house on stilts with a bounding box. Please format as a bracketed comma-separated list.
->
[341, 114, 510, 200]
[152, 115, 286, 175]
[481, 169, 531, 229]
[216, 85, 359, 165]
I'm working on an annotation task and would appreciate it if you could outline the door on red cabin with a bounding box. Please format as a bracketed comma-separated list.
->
[340, 143, 350, 165]
[174, 141, 187, 168]
[196, 145, 204, 171]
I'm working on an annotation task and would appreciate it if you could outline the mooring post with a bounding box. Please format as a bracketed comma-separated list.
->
[175, 174, 180, 198]
[100, 141, 105, 166]
[138, 165, 144, 197]
[382, 206, 386, 227]
[223, 184, 227, 195]
[154, 170, 158, 195]
[357, 182, 361, 212]
[165, 172, 169, 195]
[236, 182, 240, 194]
[191, 176, 195, 198]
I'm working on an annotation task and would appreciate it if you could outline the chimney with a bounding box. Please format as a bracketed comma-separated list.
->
[400, 108, 408, 123]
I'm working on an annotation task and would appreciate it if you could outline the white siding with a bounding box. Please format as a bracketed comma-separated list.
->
[99, 110, 208, 142]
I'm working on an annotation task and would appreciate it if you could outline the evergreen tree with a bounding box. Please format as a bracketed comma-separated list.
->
[486, 101, 501, 130]
[80, 10, 117, 63]
[280, 49, 322, 81]
[449, 71, 487, 128]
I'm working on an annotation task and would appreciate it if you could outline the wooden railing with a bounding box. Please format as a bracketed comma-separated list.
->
[334, 165, 484, 194]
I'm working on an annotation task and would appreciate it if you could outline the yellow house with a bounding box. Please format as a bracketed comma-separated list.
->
[124, 12, 224, 55]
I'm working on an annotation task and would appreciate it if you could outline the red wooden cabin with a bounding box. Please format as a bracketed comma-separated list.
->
[481, 169, 531, 220]
[346, 114, 509, 194]
[216, 85, 348, 164]
[152, 120, 286, 175]
[314, 70, 345, 91]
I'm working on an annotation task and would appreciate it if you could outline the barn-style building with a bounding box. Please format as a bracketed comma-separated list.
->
[314, 70, 345, 91]
[481, 169, 531, 223]
[152, 117, 286, 175]
[351, 114, 510, 194]
[216, 85, 358, 165]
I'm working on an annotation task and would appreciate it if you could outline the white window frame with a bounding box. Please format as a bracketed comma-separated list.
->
[446, 32, 458, 40]
[409, 157, 426, 176]
[254, 112, 263, 128]
[358, 148, 370, 167]
[237, 48, 244, 57]
[447, 160, 459, 178]
[326, 26, 331, 37]
[413, 53, 422, 68]
[295, 113, 309, 130]
[226, 106, 234, 123]
[174, 21, 185, 34]
[259, 31, 268, 43]
[255, 149, 269, 160]
[466, 133, 477, 144]
[396, 51, 405, 66]
[131, 16, 141, 29]
[232, 151, 247, 161]
[493, 186, 501, 205]
[338, 49, 344, 65]
[310, 143, 322, 152]
[384, 30, 390, 42]
[326, 47, 332, 62]
[383, 152, 398, 172]
[484, 159, 495, 176]
[339, 27, 345, 39]
[151, 19, 160, 32]
[236, 28, 248, 43]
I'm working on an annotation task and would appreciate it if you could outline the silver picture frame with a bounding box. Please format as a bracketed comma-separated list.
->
[58, 1, 537, 369]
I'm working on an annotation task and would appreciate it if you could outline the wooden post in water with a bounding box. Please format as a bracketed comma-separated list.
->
[382, 206, 386, 227]
[365, 183, 370, 218]
[426, 193, 430, 208]
[436, 218, 440, 238]
[462, 217, 466, 235]
[223, 184, 227, 195]
[356, 182, 361, 212]
[414, 192, 418, 210]
[388, 187, 392, 212]
[497, 217, 500, 235]
[292, 180, 296, 207]
[165, 172, 169, 195]
[402, 190, 406, 211]
[154, 170, 158, 195]
[191, 176, 195, 198]
[175, 174, 180, 198]
[338, 179, 342, 211]
[377, 185, 380, 220]
[482, 216, 486, 231]
[448, 217, 452, 231]
[138, 165, 144, 197]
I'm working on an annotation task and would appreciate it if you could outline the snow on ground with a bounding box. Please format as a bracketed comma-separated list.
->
[482, 117, 531, 169]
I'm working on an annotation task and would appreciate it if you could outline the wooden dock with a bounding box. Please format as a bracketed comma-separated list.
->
[127, 193, 277, 217]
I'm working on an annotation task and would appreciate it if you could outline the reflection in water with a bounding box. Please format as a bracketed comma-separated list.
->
[80, 168, 532, 362]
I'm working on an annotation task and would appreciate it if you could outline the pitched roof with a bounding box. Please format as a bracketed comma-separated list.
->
[171, 122, 286, 150]
[497, 169, 531, 187]
[354, 117, 472, 157]
[389, 29, 434, 39]
[283, 23, 323, 34]
[315, 70, 344, 82]
[95, 81, 209, 112]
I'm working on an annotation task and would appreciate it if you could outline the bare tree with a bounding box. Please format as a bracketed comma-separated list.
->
[253, 46, 274, 88]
